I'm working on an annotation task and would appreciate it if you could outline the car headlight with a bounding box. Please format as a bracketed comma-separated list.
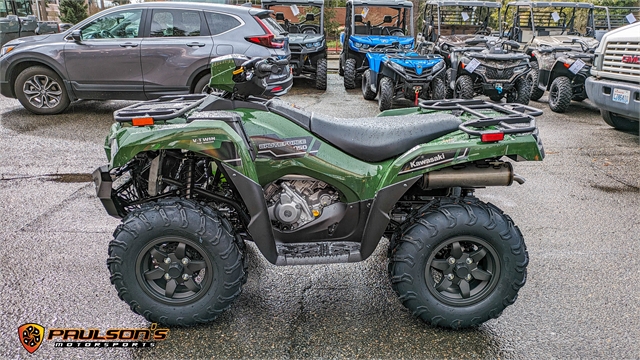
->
[388, 61, 405, 73]
[1, 45, 15, 57]
[431, 61, 445, 72]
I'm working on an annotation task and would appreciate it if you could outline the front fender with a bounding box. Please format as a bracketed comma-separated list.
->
[107, 120, 258, 182]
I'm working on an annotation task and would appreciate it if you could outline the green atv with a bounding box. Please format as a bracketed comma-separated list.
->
[94, 54, 544, 329]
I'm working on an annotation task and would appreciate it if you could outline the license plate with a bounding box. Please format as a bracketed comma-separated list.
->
[612, 88, 630, 104]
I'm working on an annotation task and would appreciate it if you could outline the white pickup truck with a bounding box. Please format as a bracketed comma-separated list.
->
[585, 22, 640, 132]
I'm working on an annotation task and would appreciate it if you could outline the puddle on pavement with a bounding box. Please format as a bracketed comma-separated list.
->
[46, 173, 93, 183]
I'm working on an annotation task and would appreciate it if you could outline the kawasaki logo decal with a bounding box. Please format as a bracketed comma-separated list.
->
[399, 148, 469, 174]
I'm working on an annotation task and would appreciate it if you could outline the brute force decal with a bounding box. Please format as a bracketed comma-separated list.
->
[252, 135, 320, 159]
[399, 148, 469, 174]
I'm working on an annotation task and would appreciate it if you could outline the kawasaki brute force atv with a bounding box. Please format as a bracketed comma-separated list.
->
[339, 0, 415, 90]
[94, 54, 545, 329]
[505, 2, 599, 113]
[263, 0, 328, 90]
[361, 44, 446, 111]
[421, 1, 531, 103]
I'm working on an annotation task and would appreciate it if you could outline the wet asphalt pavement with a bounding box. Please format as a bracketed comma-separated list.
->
[1, 73, 639, 359]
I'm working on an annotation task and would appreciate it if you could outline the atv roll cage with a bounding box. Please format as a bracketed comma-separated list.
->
[422, 1, 502, 42]
[346, 0, 414, 37]
[504, 1, 596, 42]
[262, 0, 325, 34]
[593, 6, 639, 31]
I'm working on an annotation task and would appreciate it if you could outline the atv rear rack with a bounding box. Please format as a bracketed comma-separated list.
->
[113, 94, 208, 123]
[419, 99, 541, 136]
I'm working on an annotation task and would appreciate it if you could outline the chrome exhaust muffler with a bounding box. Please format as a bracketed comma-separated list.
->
[421, 162, 523, 189]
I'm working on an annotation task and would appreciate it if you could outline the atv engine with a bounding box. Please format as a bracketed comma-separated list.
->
[264, 177, 340, 230]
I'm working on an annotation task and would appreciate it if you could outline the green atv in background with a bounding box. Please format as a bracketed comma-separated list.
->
[94, 54, 545, 329]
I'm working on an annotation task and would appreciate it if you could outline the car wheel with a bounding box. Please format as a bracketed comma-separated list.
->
[15, 66, 70, 115]
[601, 110, 639, 133]
[193, 75, 225, 97]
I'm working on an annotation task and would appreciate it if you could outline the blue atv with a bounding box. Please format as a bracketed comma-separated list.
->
[361, 46, 446, 111]
[339, 0, 415, 89]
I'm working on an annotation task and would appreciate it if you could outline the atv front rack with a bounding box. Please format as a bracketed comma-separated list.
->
[113, 94, 208, 122]
[419, 99, 541, 136]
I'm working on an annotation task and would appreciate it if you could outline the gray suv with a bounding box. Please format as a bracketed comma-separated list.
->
[0, 2, 292, 115]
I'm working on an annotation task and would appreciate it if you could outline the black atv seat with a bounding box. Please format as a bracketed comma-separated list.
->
[266, 99, 462, 163]
[310, 113, 462, 163]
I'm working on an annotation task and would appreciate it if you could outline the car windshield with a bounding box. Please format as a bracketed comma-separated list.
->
[266, 4, 323, 34]
[352, 5, 412, 36]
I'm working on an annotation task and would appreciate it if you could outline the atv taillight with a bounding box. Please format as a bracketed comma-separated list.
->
[481, 132, 504, 142]
[248, 16, 284, 49]
[271, 86, 283, 92]
[563, 62, 571, 68]
[132, 117, 154, 126]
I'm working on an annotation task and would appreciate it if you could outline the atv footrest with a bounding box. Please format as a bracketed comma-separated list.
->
[275, 242, 361, 265]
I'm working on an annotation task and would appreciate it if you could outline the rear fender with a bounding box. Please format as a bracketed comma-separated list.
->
[108, 120, 258, 181]
[368, 109, 545, 188]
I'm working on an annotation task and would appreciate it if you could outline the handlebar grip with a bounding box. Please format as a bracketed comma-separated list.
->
[274, 58, 289, 66]
[257, 62, 275, 73]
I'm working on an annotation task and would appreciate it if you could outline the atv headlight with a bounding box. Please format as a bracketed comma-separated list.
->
[432, 61, 445, 72]
[306, 41, 322, 48]
[513, 64, 528, 73]
[388, 61, 405, 73]
[354, 42, 369, 50]
[403, 44, 412, 49]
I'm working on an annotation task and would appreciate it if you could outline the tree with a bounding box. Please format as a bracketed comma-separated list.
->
[59, 0, 88, 24]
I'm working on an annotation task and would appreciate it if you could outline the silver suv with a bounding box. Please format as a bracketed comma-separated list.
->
[0, 2, 292, 115]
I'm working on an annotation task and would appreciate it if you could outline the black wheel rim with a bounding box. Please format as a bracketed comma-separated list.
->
[425, 236, 500, 306]
[23, 74, 62, 109]
[136, 236, 213, 305]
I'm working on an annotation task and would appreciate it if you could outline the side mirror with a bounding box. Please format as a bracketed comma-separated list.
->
[305, 13, 315, 22]
[275, 12, 285, 21]
[354, 14, 363, 23]
[70, 29, 82, 42]
[383, 15, 393, 23]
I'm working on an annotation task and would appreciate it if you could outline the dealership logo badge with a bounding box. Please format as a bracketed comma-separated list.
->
[18, 323, 45, 354]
